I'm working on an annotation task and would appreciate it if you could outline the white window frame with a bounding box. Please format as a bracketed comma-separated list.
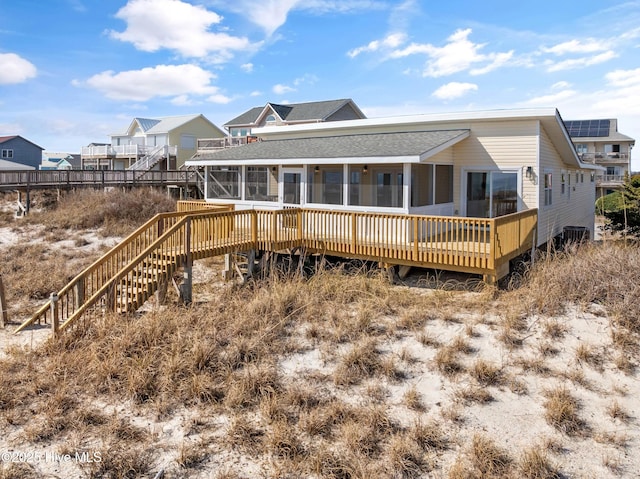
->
[543, 169, 553, 208]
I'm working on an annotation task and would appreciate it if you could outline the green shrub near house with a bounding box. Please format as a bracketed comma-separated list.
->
[602, 174, 640, 238]
[596, 191, 623, 215]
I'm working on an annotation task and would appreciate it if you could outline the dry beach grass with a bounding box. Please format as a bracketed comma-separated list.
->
[0, 189, 639, 478]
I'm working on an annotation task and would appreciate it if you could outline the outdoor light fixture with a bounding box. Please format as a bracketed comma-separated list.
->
[362, 165, 368, 174]
[526, 166, 533, 178]
[314, 166, 320, 174]
[271, 166, 277, 173]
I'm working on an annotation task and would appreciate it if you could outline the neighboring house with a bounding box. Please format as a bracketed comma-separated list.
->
[40, 152, 81, 170]
[0, 136, 44, 169]
[565, 119, 635, 197]
[186, 107, 600, 245]
[81, 114, 225, 170]
[223, 98, 366, 140]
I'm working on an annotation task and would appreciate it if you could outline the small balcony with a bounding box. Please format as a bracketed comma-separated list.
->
[596, 174, 626, 188]
[197, 136, 260, 151]
[578, 152, 630, 164]
[81, 144, 178, 159]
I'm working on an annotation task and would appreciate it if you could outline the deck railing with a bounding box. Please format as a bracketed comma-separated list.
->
[17, 205, 538, 334]
[0, 169, 200, 191]
[81, 145, 178, 158]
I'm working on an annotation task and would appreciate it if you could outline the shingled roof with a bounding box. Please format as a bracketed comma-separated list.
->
[224, 99, 365, 127]
[189, 130, 469, 164]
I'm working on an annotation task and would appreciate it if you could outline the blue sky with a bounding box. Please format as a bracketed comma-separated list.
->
[2, 0, 640, 169]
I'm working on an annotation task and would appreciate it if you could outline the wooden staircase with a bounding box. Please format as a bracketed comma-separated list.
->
[14, 205, 236, 335]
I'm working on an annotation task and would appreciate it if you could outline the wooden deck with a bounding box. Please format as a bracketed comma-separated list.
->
[15, 203, 537, 335]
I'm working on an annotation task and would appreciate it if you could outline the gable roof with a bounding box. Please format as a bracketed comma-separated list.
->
[0, 135, 44, 150]
[115, 114, 224, 136]
[188, 130, 469, 166]
[136, 118, 162, 132]
[224, 99, 365, 127]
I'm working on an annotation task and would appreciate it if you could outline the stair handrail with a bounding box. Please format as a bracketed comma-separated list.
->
[56, 215, 193, 333]
[16, 208, 239, 334]
[15, 209, 194, 333]
[128, 145, 166, 171]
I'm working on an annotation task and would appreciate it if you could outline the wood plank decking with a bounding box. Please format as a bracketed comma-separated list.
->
[15, 203, 537, 336]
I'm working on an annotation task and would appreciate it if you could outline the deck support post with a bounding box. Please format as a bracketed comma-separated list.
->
[382, 263, 399, 284]
[50, 293, 59, 337]
[156, 279, 168, 305]
[246, 249, 256, 278]
[180, 218, 193, 305]
[0, 274, 8, 327]
[222, 254, 234, 281]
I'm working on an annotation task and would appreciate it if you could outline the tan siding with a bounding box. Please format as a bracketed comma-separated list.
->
[538, 126, 595, 243]
[428, 148, 453, 164]
[169, 116, 224, 167]
[451, 120, 539, 215]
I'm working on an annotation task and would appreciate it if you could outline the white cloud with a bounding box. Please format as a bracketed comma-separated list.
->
[250, 90, 262, 96]
[469, 51, 513, 75]
[525, 89, 577, 106]
[241, 63, 254, 73]
[347, 33, 407, 58]
[545, 51, 617, 72]
[273, 84, 296, 94]
[207, 93, 232, 104]
[541, 38, 610, 55]
[362, 28, 512, 77]
[271, 74, 317, 95]
[110, 0, 254, 60]
[76, 64, 220, 101]
[432, 82, 478, 100]
[220, 0, 386, 36]
[605, 68, 640, 87]
[242, 0, 302, 36]
[551, 81, 572, 90]
[0, 53, 37, 84]
[420, 29, 512, 77]
[170, 94, 194, 106]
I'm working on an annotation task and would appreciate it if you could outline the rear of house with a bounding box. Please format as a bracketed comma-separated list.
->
[188, 108, 597, 246]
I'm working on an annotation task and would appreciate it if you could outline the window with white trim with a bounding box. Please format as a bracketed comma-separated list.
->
[1, 149, 13, 158]
[544, 171, 553, 206]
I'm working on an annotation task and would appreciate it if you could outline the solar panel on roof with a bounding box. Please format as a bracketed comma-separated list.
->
[565, 119, 610, 137]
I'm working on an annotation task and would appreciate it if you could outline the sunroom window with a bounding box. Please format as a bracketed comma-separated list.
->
[245, 166, 278, 202]
[208, 166, 240, 199]
[349, 165, 403, 208]
[307, 165, 343, 205]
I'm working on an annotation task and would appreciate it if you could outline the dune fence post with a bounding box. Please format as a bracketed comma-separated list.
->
[0, 274, 7, 328]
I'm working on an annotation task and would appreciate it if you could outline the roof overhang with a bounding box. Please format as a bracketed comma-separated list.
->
[186, 130, 469, 167]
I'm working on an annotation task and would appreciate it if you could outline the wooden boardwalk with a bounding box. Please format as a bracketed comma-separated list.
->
[0, 169, 200, 191]
[15, 202, 537, 336]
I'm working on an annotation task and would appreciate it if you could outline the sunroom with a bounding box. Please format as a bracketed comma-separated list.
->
[187, 130, 475, 216]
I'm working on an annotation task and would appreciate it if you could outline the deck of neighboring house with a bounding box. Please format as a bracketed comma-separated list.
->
[0, 169, 203, 213]
[15, 201, 538, 337]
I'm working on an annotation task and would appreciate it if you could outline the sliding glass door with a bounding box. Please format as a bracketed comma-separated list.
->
[466, 171, 518, 218]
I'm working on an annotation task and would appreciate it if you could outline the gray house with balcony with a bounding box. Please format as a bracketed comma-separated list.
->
[565, 119, 635, 198]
